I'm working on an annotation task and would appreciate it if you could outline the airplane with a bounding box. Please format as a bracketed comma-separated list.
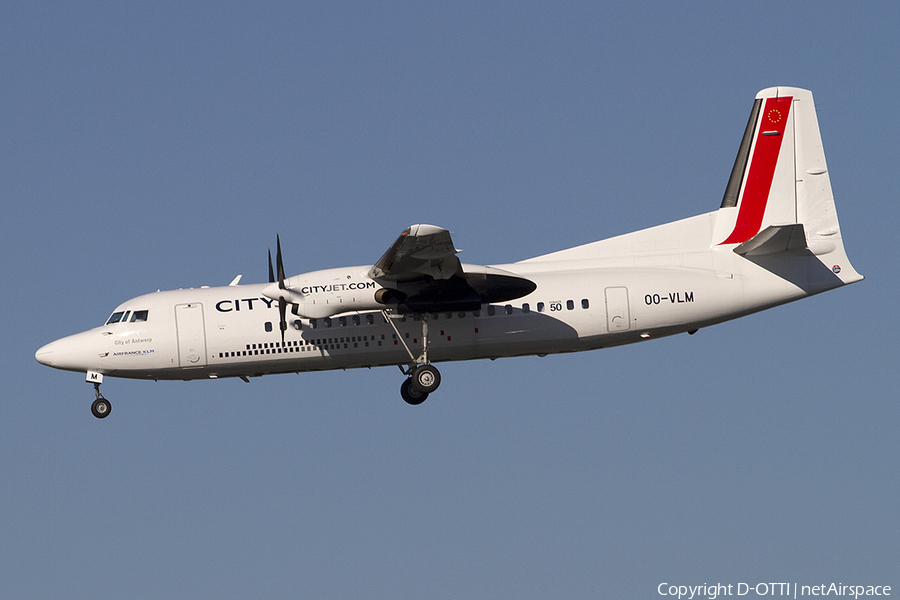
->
[35, 87, 863, 418]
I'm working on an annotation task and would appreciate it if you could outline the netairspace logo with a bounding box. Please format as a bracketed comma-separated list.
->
[657, 582, 891, 600]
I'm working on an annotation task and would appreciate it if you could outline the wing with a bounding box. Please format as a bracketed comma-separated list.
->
[369, 224, 463, 283]
[369, 224, 536, 313]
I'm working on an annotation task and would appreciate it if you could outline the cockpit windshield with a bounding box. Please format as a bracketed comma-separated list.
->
[105, 310, 149, 325]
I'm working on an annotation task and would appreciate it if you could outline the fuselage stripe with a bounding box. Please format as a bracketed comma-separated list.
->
[719, 95, 793, 245]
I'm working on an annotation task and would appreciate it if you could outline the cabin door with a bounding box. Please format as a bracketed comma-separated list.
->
[604, 287, 631, 332]
[175, 303, 208, 367]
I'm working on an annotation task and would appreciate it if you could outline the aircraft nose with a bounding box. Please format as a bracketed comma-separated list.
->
[35, 332, 101, 372]
[35, 342, 55, 366]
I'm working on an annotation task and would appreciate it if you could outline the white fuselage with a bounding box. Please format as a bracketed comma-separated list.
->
[35, 210, 856, 382]
[33, 87, 865, 409]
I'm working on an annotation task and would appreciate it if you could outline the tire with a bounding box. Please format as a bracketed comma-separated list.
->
[400, 378, 428, 405]
[410, 364, 441, 394]
[91, 398, 112, 419]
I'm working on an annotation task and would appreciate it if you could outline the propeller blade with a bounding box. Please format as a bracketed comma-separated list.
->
[278, 297, 287, 346]
[276, 233, 286, 289]
[266, 234, 291, 346]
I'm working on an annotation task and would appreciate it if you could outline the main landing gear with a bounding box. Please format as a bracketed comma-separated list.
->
[384, 311, 442, 405]
[399, 364, 441, 405]
[87, 371, 111, 419]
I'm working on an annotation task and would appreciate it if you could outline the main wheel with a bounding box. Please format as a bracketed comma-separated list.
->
[91, 397, 112, 419]
[410, 364, 441, 394]
[400, 378, 428, 405]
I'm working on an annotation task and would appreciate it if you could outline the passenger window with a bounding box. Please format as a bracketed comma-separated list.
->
[566, 300, 574, 310]
[523, 303, 530, 313]
[352, 315, 360, 326]
[581, 299, 589, 309]
[106, 311, 125, 325]
[265, 322, 273, 332]
[505, 305, 513, 315]
[365, 314, 374, 325]
[537, 302, 545, 312]
[131, 310, 149, 322]
[487, 305, 496, 316]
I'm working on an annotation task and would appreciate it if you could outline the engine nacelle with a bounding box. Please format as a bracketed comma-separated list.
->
[374, 288, 407, 305]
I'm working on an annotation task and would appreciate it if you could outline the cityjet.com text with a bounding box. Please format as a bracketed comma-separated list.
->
[657, 582, 891, 599]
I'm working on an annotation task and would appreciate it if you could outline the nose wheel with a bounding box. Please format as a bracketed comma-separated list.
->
[90, 380, 111, 419]
[91, 396, 111, 418]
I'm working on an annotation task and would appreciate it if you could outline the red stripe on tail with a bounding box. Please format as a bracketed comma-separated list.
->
[720, 96, 793, 245]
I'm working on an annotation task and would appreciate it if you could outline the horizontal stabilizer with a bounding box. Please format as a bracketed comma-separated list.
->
[733, 224, 807, 256]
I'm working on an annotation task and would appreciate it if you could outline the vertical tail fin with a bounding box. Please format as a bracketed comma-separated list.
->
[714, 87, 862, 284]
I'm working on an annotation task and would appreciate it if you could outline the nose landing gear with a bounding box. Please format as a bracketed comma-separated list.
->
[87, 371, 111, 419]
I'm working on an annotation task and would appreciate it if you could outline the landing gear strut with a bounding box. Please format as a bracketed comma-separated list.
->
[385, 311, 442, 405]
[87, 372, 111, 419]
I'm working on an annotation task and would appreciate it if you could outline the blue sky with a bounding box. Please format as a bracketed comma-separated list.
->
[2, 2, 897, 598]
